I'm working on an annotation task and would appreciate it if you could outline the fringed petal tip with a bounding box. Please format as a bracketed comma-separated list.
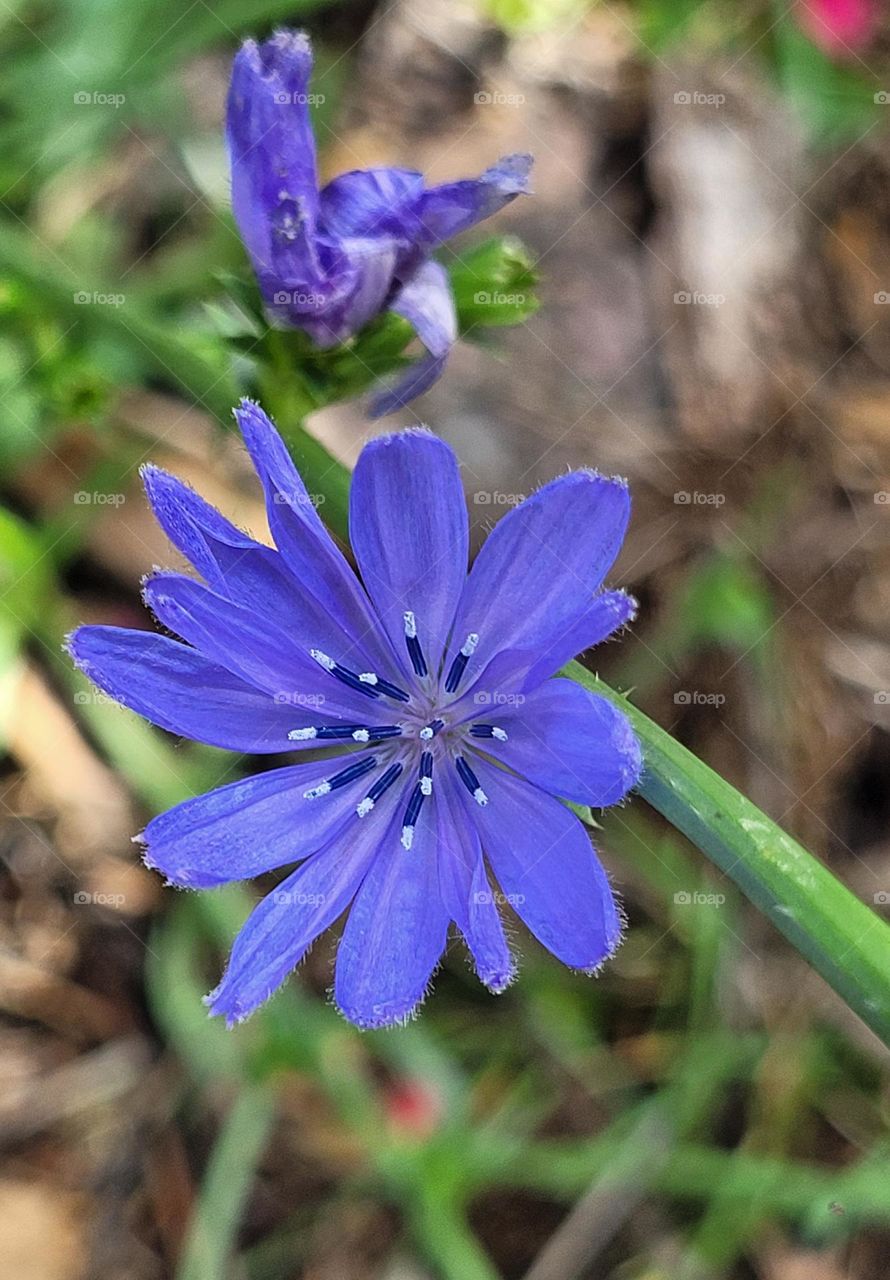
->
[334, 988, 430, 1031]
[583, 899, 627, 977]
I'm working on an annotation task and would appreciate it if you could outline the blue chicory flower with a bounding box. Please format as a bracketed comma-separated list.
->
[68, 401, 641, 1029]
[227, 30, 532, 416]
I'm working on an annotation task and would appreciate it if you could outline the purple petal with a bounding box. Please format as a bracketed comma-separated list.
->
[521, 589, 637, 690]
[436, 774, 514, 992]
[370, 259, 457, 417]
[142, 461, 387, 669]
[460, 759, 622, 970]
[417, 153, 533, 247]
[319, 167, 424, 240]
[234, 400, 402, 679]
[334, 797, 450, 1028]
[227, 31, 320, 279]
[67, 626, 296, 753]
[475, 678, 642, 807]
[142, 572, 384, 722]
[142, 758, 377, 889]
[350, 429, 468, 676]
[205, 776, 405, 1024]
[445, 471, 630, 696]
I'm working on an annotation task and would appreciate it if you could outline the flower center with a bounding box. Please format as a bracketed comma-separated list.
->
[293, 626, 509, 845]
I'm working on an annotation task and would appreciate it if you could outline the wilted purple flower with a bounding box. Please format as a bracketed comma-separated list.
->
[227, 30, 532, 416]
[68, 401, 641, 1029]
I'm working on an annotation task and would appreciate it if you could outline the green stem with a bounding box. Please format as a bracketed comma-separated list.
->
[253, 430, 890, 1047]
[569, 662, 890, 1046]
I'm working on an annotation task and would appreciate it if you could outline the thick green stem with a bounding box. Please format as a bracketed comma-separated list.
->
[569, 662, 890, 1046]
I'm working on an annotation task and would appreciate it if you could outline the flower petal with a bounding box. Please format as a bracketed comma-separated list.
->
[417, 153, 532, 246]
[319, 167, 424, 240]
[370, 259, 457, 417]
[143, 572, 385, 722]
[142, 758, 380, 888]
[445, 471, 630, 696]
[234, 400, 402, 678]
[142, 462, 384, 668]
[473, 678, 642, 807]
[334, 797, 450, 1028]
[436, 774, 514, 992]
[227, 31, 320, 277]
[205, 776, 405, 1024]
[67, 625, 296, 752]
[460, 759, 622, 970]
[350, 428, 468, 675]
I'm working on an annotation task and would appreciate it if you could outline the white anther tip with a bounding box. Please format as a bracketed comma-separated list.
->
[419, 726, 433, 740]
[356, 798, 374, 817]
[352, 729, 370, 742]
[491, 727, 508, 742]
[401, 826, 415, 850]
[420, 778, 433, 796]
[288, 727, 317, 741]
[473, 788, 489, 807]
[403, 610, 417, 637]
[310, 649, 335, 670]
[461, 632, 479, 656]
[358, 672, 378, 685]
[304, 781, 331, 800]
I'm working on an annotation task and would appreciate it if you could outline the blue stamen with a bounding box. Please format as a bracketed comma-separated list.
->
[419, 719, 445, 741]
[455, 754, 489, 806]
[470, 724, 508, 742]
[289, 724, 403, 743]
[403, 610, 428, 678]
[444, 632, 479, 694]
[304, 754, 377, 800]
[356, 761, 404, 817]
[401, 754, 434, 849]
[310, 649, 410, 703]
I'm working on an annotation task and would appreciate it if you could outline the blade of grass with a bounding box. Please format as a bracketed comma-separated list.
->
[177, 1085, 275, 1280]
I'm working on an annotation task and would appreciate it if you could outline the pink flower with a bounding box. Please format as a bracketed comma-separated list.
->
[798, 0, 877, 54]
